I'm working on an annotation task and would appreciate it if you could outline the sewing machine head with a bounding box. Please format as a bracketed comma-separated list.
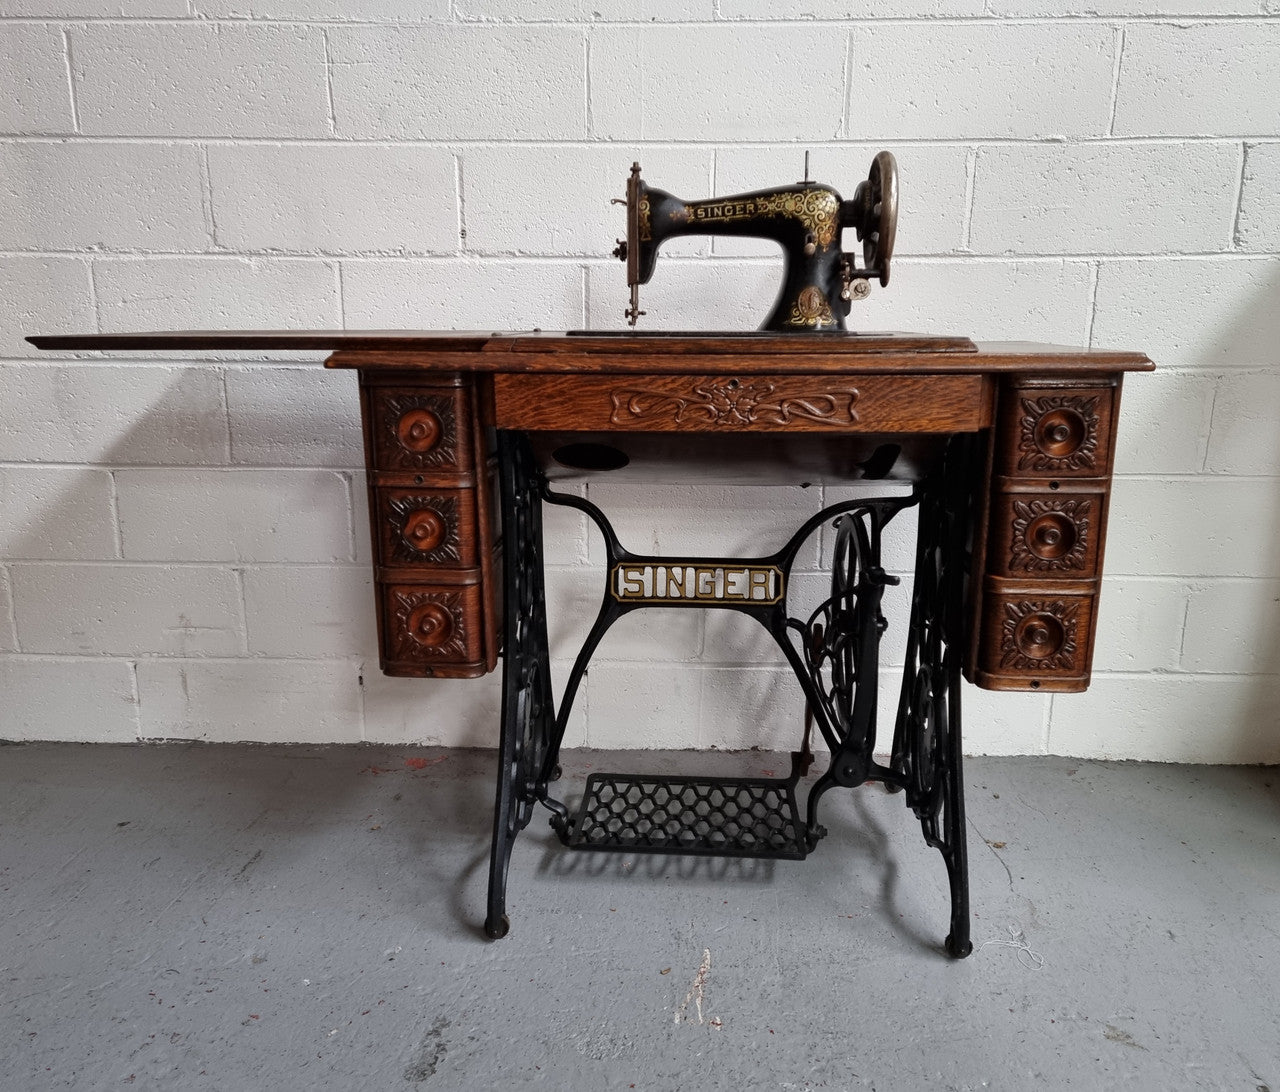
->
[613, 151, 898, 332]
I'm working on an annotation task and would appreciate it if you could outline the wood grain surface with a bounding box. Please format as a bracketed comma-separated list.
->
[26, 330, 1153, 376]
[492, 373, 992, 433]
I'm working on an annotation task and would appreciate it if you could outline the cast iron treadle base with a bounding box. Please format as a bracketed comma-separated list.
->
[562, 772, 809, 859]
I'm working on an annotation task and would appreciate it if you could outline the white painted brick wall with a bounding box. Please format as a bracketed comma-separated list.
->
[1238, 143, 1280, 252]
[1, 7, 1278, 763]
[0, 567, 16, 653]
[11, 563, 244, 656]
[0, 143, 211, 251]
[208, 144, 459, 254]
[0, 24, 73, 133]
[0, 258, 94, 356]
[115, 469, 353, 562]
[0, 467, 117, 560]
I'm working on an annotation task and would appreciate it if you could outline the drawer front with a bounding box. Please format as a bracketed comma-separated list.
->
[988, 488, 1104, 579]
[969, 375, 1122, 693]
[375, 486, 478, 567]
[369, 385, 473, 474]
[974, 588, 1096, 693]
[357, 371, 499, 679]
[380, 581, 487, 677]
[493, 373, 990, 433]
[996, 385, 1116, 478]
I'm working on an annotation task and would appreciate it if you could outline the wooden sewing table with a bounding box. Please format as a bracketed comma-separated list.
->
[30, 329, 1153, 957]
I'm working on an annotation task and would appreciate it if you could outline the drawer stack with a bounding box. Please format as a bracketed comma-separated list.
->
[971, 376, 1123, 693]
[358, 371, 500, 678]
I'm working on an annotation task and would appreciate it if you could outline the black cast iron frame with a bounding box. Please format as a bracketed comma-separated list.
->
[485, 429, 978, 958]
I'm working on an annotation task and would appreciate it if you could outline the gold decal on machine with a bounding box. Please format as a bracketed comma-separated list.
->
[611, 563, 784, 605]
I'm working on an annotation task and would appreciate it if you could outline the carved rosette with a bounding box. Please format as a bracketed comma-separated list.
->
[1009, 498, 1091, 572]
[380, 392, 459, 470]
[1017, 395, 1100, 472]
[999, 600, 1079, 672]
[610, 379, 859, 428]
[390, 589, 468, 661]
[387, 494, 461, 563]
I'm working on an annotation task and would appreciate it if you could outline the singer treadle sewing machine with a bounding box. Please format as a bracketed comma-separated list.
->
[614, 151, 897, 330]
[31, 152, 1152, 958]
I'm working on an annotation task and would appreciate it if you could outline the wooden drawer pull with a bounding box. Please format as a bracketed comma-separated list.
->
[397, 407, 442, 453]
[402, 506, 447, 552]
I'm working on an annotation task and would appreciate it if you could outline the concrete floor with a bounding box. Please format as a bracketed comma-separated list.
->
[1, 743, 1278, 1091]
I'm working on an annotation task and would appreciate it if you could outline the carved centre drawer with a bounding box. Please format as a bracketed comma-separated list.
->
[492, 373, 991, 433]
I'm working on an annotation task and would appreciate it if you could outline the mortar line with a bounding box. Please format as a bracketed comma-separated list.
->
[342, 471, 359, 562]
[454, 153, 467, 252]
[840, 31, 853, 140]
[231, 565, 251, 656]
[1230, 142, 1249, 249]
[129, 659, 142, 741]
[61, 28, 81, 134]
[1, 648, 1272, 678]
[1, 13, 1273, 24]
[336, 260, 347, 328]
[581, 264, 590, 328]
[83, 257, 100, 332]
[0, 459, 366, 472]
[1042, 693, 1054, 754]
[107, 469, 125, 559]
[1084, 259, 1101, 348]
[322, 28, 337, 136]
[356, 656, 368, 743]
[583, 30, 593, 140]
[88, 257, 103, 332]
[219, 367, 235, 464]
[1176, 594, 1194, 670]
[198, 143, 218, 248]
[1200, 372, 1222, 473]
[22, 249, 1279, 263]
[1105, 23, 1126, 137]
[1, 135, 1268, 148]
[960, 147, 978, 251]
[2, 559, 372, 569]
[2, 564, 20, 654]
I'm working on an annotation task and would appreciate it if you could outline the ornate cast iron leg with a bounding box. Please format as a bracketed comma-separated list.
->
[485, 431, 557, 939]
[891, 437, 978, 958]
[485, 429, 978, 956]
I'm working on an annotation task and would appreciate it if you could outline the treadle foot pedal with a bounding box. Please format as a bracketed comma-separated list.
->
[561, 769, 809, 860]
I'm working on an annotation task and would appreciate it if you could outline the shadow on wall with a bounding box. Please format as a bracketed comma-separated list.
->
[0, 359, 499, 748]
[1214, 269, 1280, 763]
[1214, 264, 1280, 367]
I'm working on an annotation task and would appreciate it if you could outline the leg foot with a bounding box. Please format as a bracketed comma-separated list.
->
[945, 932, 973, 959]
[485, 914, 511, 940]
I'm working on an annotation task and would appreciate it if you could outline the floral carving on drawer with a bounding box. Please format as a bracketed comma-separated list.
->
[390, 589, 468, 660]
[386, 494, 462, 563]
[610, 378, 859, 428]
[999, 599, 1079, 672]
[1009, 498, 1091, 572]
[1017, 395, 1100, 472]
[378, 391, 460, 469]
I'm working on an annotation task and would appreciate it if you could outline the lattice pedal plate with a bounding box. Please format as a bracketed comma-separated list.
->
[563, 772, 807, 859]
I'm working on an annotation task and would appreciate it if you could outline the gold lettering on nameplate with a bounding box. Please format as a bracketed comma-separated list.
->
[611, 563, 783, 605]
